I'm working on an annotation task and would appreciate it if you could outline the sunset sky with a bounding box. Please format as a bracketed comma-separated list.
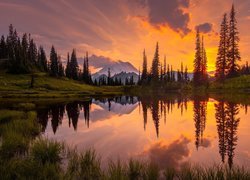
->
[0, 0, 249, 72]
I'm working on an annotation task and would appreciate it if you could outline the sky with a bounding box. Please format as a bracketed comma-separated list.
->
[0, 0, 249, 72]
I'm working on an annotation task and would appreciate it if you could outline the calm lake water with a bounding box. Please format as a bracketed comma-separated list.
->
[30, 95, 250, 169]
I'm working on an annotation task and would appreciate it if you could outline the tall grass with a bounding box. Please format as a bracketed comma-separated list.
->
[0, 109, 249, 179]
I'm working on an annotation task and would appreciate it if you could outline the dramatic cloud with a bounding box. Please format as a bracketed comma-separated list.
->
[145, 136, 191, 169]
[146, 0, 191, 35]
[195, 23, 213, 33]
[1, 0, 250, 72]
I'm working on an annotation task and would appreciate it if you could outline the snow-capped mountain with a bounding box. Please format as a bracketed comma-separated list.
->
[78, 55, 138, 79]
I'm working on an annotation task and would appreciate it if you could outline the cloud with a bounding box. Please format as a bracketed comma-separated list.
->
[195, 23, 213, 33]
[146, 0, 191, 35]
[144, 136, 191, 169]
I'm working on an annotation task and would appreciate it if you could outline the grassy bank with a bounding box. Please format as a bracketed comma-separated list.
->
[209, 75, 250, 92]
[0, 72, 124, 98]
[0, 107, 249, 179]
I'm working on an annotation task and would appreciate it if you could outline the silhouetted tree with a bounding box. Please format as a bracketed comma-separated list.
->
[70, 49, 79, 80]
[49, 46, 58, 76]
[151, 42, 159, 82]
[65, 53, 71, 78]
[58, 55, 64, 77]
[38, 46, 48, 72]
[215, 14, 229, 82]
[193, 29, 202, 86]
[141, 49, 148, 84]
[227, 4, 241, 78]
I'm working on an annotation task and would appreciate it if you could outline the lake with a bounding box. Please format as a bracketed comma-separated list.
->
[21, 94, 249, 170]
[23, 96, 250, 168]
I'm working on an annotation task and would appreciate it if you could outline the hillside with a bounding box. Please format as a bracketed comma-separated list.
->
[0, 73, 124, 98]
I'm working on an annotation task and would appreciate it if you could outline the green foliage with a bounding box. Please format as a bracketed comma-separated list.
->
[65, 149, 102, 180]
[31, 138, 65, 165]
[0, 73, 124, 98]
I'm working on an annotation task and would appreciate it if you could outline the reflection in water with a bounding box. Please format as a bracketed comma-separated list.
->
[193, 98, 207, 150]
[215, 102, 240, 168]
[35, 96, 248, 168]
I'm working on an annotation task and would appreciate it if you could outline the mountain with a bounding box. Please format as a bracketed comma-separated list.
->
[78, 55, 138, 77]
[112, 72, 139, 84]
[92, 71, 139, 85]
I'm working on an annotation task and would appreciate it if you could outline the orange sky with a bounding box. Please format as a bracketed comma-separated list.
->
[0, 0, 249, 72]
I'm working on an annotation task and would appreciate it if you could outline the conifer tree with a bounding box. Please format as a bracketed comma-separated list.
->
[151, 42, 159, 82]
[167, 64, 170, 82]
[184, 66, 189, 82]
[141, 49, 148, 83]
[0, 35, 6, 59]
[193, 29, 202, 85]
[58, 55, 64, 77]
[38, 46, 47, 72]
[70, 49, 79, 80]
[227, 4, 241, 78]
[65, 53, 71, 78]
[215, 14, 229, 81]
[201, 36, 208, 83]
[50, 46, 58, 76]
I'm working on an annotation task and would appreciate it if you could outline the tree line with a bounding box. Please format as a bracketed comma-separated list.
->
[138, 44, 190, 86]
[215, 4, 249, 82]
[0, 24, 93, 84]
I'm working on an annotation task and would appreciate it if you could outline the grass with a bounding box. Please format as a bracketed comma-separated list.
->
[0, 72, 124, 98]
[210, 75, 250, 92]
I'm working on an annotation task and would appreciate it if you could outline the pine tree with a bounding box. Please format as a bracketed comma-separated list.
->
[201, 36, 208, 83]
[0, 35, 7, 59]
[164, 55, 166, 79]
[193, 29, 202, 85]
[184, 66, 189, 82]
[141, 49, 148, 83]
[216, 14, 229, 82]
[181, 62, 184, 82]
[38, 46, 47, 72]
[58, 55, 64, 77]
[107, 68, 111, 85]
[65, 53, 71, 78]
[167, 64, 170, 82]
[28, 38, 38, 66]
[50, 46, 58, 76]
[227, 4, 241, 78]
[151, 42, 159, 82]
[70, 49, 79, 80]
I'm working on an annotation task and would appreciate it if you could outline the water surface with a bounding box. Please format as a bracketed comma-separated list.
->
[34, 95, 250, 169]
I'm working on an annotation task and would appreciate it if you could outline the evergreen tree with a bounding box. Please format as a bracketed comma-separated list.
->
[70, 49, 79, 80]
[58, 55, 64, 77]
[167, 64, 170, 82]
[164, 55, 166, 80]
[181, 62, 184, 82]
[184, 66, 189, 82]
[28, 38, 38, 66]
[107, 68, 111, 85]
[65, 53, 71, 78]
[215, 14, 229, 82]
[141, 49, 148, 83]
[38, 46, 47, 71]
[201, 36, 208, 83]
[151, 42, 159, 82]
[50, 46, 58, 76]
[193, 29, 202, 85]
[227, 4, 241, 78]
[0, 35, 7, 59]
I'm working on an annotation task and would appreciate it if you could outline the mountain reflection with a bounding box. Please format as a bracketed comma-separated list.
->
[35, 96, 247, 167]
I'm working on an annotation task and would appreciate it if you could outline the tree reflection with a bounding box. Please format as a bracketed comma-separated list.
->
[140, 96, 189, 138]
[193, 99, 207, 150]
[215, 101, 240, 168]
